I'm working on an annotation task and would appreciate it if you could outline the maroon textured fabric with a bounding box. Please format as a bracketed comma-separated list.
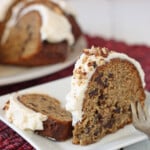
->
[0, 121, 34, 150]
[0, 34, 150, 150]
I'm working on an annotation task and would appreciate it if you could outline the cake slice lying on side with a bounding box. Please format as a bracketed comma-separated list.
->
[4, 93, 72, 141]
[66, 47, 146, 145]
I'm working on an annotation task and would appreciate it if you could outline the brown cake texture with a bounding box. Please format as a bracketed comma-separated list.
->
[66, 47, 146, 145]
[0, 0, 82, 66]
[4, 93, 72, 141]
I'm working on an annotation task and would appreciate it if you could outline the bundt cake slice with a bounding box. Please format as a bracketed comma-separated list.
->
[66, 47, 146, 145]
[4, 93, 72, 141]
[0, 0, 83, 66]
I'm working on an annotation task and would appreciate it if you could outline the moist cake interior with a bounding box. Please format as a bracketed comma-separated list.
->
[73, 58, 145, 145]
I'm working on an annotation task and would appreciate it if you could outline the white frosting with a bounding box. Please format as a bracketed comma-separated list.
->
[0, 0, 15, 22]
[1, 2, 25, 44]
[66, 47, 145, 126]
[1, 3, 74, 45]
[5, 93, 48, 130]
[20, 4, 74, 45]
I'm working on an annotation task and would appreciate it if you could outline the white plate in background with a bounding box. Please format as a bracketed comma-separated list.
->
[0, 37, 86, 86]
[0, 77, 149, 150]
[0, 51, 76, 86]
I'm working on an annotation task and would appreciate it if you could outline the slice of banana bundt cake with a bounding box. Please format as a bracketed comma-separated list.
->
[66, 47, 146, 145]
[4, 93, 72, 141]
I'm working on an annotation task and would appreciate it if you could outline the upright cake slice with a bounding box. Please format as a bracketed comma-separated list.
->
[66, 47, 145, 145]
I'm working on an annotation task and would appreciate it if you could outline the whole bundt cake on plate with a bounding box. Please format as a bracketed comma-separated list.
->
[0, 0, 83, 66]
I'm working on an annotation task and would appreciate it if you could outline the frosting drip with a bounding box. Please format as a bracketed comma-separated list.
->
[0, 0, 15, 21]
[1, 2, 24, 44]
[1, 2, 74, 45]
[20, 4, 74, 45]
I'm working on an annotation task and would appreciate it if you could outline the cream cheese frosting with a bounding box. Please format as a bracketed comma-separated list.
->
[1, 2, 74, 45]
[1, 2, 25, 44]
[20, 4, 74, 45]
[0, 0, 15, 22]
[5, 93, 48, 130]
[66, 47, 145, 126]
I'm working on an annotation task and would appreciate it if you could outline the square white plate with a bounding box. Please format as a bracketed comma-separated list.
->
[0, 77, 149, 150]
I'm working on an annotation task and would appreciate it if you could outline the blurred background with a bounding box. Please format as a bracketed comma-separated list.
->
[68, 0, 150, 46]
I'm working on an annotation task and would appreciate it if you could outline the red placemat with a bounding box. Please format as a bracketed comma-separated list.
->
[0, 34, 150, 150]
